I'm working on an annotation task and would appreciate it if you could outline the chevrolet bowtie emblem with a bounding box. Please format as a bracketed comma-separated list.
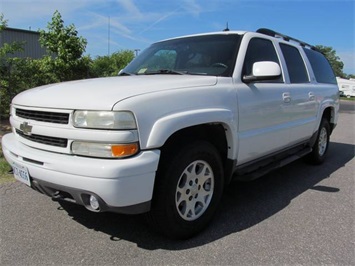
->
[20, 122, 33, 136]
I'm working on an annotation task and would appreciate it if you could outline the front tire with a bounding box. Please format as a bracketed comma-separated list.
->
[148, 141, 224, 239]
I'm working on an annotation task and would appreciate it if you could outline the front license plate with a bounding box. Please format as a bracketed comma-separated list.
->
[12, 162, 31, 186]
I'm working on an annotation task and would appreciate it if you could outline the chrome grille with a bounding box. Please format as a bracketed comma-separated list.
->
[16, 129, 68, 148]
[16, 109, 69, 124]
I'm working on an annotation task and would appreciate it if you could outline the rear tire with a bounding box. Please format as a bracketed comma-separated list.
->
[306, 118, 330, 164]
[148, 141, 224, 239]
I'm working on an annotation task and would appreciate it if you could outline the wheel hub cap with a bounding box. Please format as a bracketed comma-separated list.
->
[175, 160, 214, 221]
[318, 127, 328, 156]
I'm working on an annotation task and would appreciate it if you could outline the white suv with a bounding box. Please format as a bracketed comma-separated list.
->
[2, 28, 339, 239]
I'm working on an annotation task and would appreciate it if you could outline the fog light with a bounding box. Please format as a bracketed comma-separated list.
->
[89, 195, 100, 210]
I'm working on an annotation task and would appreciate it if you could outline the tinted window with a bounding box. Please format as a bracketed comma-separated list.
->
[243, 38, 281, 80]
[124, 34, 241, 77]
[303, 48, 336, 84]
[139, 50, 177, 73]
[280, 44, 309, 83]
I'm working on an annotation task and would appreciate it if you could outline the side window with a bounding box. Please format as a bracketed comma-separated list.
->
[280, 44, 309, 83]
[303, 48, 336, 84]
[243, 38, 282, 81]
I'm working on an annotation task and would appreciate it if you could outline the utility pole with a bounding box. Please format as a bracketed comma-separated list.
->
[108, 16, 111, 56]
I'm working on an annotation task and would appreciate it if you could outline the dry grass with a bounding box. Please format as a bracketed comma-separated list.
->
[0, 119, 15, 184]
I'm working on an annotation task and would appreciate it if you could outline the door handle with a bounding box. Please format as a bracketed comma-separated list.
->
[282, 92, 291, 103]
[308, 92, 315, 101]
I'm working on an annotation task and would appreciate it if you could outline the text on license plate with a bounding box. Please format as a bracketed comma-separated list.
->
[12, 162, 31, 186]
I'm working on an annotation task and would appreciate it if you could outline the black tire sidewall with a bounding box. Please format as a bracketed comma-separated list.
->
[309, 118, 330, 164]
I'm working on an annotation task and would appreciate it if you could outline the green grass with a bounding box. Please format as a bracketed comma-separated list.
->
[340, 96, 355, 101]
[0, 146, 15, 185]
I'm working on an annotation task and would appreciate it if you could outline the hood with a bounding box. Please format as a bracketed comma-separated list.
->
[13, 75, 217, 110]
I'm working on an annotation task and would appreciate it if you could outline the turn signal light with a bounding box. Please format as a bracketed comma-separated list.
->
[72, 141, 139, 158]
[111, 143, 139, 157]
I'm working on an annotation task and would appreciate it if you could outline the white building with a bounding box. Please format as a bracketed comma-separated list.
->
[337, 77, 355, 98]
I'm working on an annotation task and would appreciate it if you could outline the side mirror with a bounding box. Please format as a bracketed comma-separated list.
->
[243, 61, 281, 83]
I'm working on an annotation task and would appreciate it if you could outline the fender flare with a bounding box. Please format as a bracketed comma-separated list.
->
[144, 108, 237, 158]
[314, 99, 338, 133]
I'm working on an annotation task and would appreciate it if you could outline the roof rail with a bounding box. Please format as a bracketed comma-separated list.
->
[256, 28, 318, 51]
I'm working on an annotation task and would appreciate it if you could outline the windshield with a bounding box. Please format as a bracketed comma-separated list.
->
[122, 34, 242, 77]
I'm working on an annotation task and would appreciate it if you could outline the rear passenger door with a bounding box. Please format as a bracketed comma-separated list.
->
[279, 43, 318, 145]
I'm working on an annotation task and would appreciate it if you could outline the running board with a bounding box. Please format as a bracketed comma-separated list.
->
[233, 146, 312, 181]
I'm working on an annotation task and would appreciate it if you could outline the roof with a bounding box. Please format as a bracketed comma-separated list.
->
[158, 31, 247, 43]
[156, 28, 316, 51]
[3, 27, 40, 35]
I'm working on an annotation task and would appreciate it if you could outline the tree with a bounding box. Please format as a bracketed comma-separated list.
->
[0, 15, 24, 58]
[39, 10, 91, 81]
[0, 12, 92, 119]
[0, 14, 28, 119]
[316, 45, 345, 78]
[91, 50, 135, 77]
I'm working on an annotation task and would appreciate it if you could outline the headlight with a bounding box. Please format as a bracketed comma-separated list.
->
[71, 141, 139, 158]
[73, 111, 136, 129]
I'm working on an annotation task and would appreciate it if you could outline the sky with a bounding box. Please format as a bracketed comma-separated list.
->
[1, 0, 354, 74]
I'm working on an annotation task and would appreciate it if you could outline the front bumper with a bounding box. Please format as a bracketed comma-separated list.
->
[1, 133, 160, 214]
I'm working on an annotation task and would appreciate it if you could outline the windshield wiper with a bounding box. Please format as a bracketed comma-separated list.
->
[118, 71, 135, 76]
[144, 69, 186, 75]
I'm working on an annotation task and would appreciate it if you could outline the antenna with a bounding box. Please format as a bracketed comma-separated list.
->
[223, 22, 230, 32]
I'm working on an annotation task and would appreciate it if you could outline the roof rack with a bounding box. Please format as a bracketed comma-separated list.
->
[256, 28, 318, 51]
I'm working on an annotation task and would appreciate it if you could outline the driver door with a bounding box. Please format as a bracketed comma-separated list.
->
[236, 37, 291, 164]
